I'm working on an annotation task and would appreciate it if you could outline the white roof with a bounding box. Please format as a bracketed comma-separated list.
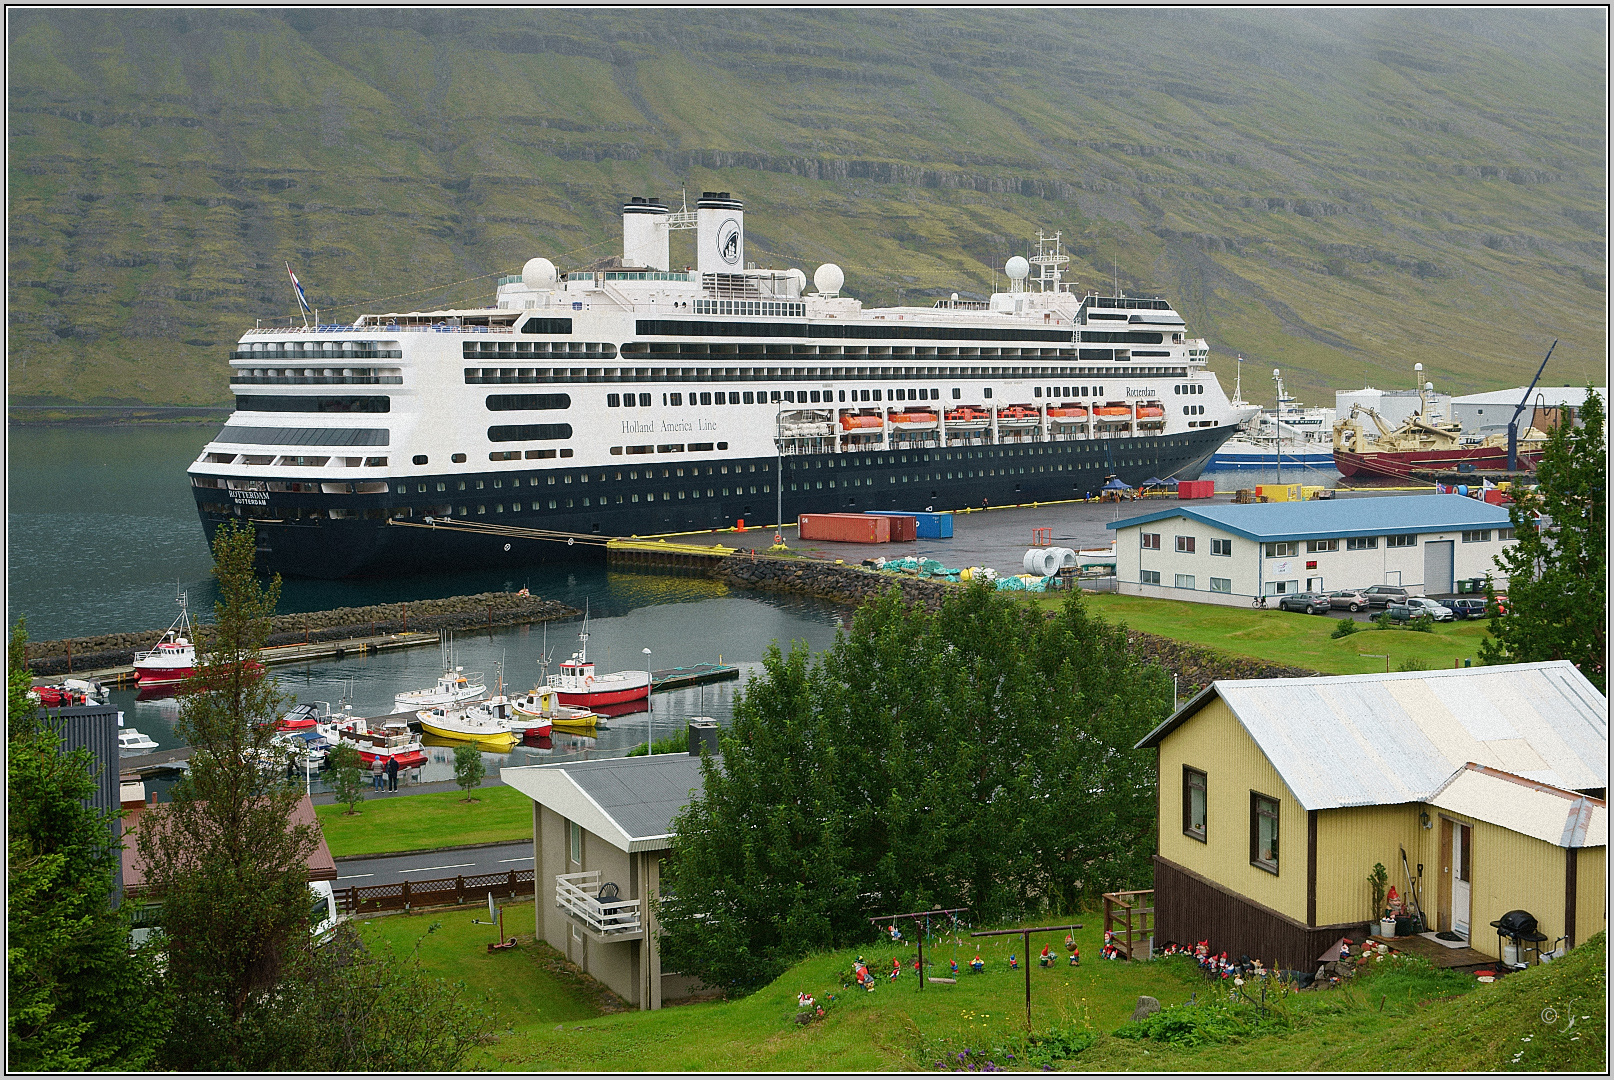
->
[1451, 387, 1606, 407]
[1428, 764, 1606, 848]
[500, 754, 707, 853]
[1138, 661, 1607, 813]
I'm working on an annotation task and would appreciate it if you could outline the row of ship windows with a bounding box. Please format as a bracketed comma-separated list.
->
[691, 300, 806, 317]
[462, 363, 1186, 384]
[607, 386, 1111, 408]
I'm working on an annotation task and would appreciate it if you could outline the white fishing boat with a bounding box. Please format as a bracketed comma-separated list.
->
[117, 728, 159, 755]
[133, 590, 197, 686]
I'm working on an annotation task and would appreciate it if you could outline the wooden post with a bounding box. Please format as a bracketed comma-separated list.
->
[1023, 929, 1031, 1029]
[917, 928, 925, 991]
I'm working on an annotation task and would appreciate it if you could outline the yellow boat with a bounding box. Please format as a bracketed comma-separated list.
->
[416, 706, 518, 751]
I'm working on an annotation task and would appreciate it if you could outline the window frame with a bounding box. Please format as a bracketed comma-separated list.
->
[1175, 535, 1196, 554]
[1264, 541, 1297, 558]
[1250, 792, 1280, 874]
[1305, 538, 1338, 553]
[1183, 767, 1208, 842]
[1209, 576, 1232, 594]
[1174, 573, 1196, 590]
[1210, 537, 1232, 557]
[569, 821, 582, 866]
[1140, 569, 1161, 585]
[1141, 532, 1161, 550]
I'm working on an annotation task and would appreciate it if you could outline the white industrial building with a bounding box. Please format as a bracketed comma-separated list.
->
[1108, 493, 1517, 605]
[1336, 386, 1454, 428]
[1450, 386, 1606, 439]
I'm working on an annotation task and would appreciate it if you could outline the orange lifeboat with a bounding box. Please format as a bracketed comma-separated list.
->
[1047, 407, 1088, 420]
[1093, 406, 1131, 418]
[888, 411, 939, 427]
[1135, 406, 1165, 418]
[945, 408, 990, 425]
[839, 414, 883, 430]
[996, 406, 1040, 427]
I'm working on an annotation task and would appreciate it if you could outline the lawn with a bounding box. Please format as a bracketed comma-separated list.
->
[1032, 592, 1495, 675]
[315, 784, 532, 858]
[361, 903, 1605, 1072]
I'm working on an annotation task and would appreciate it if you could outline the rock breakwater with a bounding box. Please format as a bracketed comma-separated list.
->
[23, 592, 578, 677]
[714, 554, 954, 612]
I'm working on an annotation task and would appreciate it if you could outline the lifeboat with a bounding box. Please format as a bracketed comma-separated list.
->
[1135, 406, 1165, 418]
[944, 408, 990, 427]
[1093, 406, 1131, 418]
[996, 406, 1041, 427]
[839, 413, 884, 430]
[888, 412, 938, 429]
[1047, 407, 1088, 420]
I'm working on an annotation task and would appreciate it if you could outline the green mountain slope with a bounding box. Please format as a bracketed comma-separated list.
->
[7, 9, 1605, 407]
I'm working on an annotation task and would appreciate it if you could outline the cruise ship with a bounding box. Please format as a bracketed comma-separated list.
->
[189, 195, 1256, 578]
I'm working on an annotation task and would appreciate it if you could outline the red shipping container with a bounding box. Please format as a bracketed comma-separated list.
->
[1176, 479, 1215, 500]
[1483, 489, 1511, 506]
[798, 513, 892, 543]
[864, 513, 917, 541]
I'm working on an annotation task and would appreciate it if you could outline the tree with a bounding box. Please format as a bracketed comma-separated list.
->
[134, 520, 320, 1069]
[453, 744, 487, 800]
[7, 618, 168, 1070]
[657, 586, 1171, 995]
[327, 742, 366, 815]
[1479, 388, 1606, 690]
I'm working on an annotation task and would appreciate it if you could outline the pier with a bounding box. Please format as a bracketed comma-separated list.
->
[37, 631, 443, 689]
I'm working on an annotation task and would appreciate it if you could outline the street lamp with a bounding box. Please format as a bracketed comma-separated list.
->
[643, 647, 653, 754]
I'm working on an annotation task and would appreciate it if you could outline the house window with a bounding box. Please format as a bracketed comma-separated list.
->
[569, 821, 582, 866]
[1141, 569, 1161, 585]
[1175, 535, 1195, 553]
[1175, 573, 1195, 590]
[1385, 534, 1418, 548]
[1210, 537, 1232, 557]
[1498, 528, 1515, 540]
[1264, 542, 1297, 558]
[1461, 530, 1492, 543]
[1141, 532, 1161, 550]
[1251, 793, 1279, 873]
[1209, 577, 1232, 593]
[1346, 536, 1378, 551]
[1305, 539, 1338, 553]
[1184, 768, 1207, 841]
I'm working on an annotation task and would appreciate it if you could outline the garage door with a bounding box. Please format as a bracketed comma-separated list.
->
[1423, 539, 1454, 595]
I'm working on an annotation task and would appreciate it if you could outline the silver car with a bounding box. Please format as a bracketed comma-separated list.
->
[1326, 589, 1370, 612]
[1402, 596, 1454, 622]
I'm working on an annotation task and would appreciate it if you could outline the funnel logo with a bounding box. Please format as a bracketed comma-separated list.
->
[717, 218, 741, 265]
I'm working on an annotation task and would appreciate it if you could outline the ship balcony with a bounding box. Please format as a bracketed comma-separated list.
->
[555, 871, 644, 942]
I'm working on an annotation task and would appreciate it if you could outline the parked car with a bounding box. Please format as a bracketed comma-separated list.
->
[1447, 598, 1489, 620]
[1384, 603, 1423, 623]
[1361, 585, 1410, 608]
[1389, 597, 1454, 622]
[1277, 592, 1331, 614]
[1326, 589, 1370, 612]
[1492, 593, 1510, 615]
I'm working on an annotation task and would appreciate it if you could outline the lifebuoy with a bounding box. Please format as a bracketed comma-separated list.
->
[584, 675, 595, 687]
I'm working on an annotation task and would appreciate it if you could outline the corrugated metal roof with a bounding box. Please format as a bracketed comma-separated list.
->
[1137, 661, 1607, 813]
[1105, 493, 1511, 542]
[1452, 387, 1606, 407]
[501, 754, 707, 852]
[1427, 764, 1607, 848]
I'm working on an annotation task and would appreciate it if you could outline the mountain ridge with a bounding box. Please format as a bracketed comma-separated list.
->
[7, 8, 1605, 408]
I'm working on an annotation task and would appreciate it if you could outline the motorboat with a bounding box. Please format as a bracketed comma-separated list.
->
[133, 591, 197, 686]
[416, 705, 518, 751]
[546, 622, 649, 707]
[317, 715, 427, 769]
[117, 728, 159, 755]
[395, 666, 487, 709]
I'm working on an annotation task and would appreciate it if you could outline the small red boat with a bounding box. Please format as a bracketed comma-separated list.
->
[134, 592, 198, 686]
[545, 623, 650, 707]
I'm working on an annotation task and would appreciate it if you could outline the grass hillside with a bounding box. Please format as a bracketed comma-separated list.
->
[8, 9, 1605, 407]
[363, 902, 1605, 1072]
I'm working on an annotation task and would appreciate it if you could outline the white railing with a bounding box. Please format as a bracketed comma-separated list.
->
[241, 323, 514, 336]
[555, 871, 642, 937]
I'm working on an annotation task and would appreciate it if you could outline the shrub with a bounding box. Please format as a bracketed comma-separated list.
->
[1113, 989, 1292, 1048]
[1371, 611, 1395, 630]
[452, 744, 486, 799]
[1397, 657, 1433, 671]
[1330, 619, 1361, 639]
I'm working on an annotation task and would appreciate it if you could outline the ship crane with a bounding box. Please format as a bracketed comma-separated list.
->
[1506, 340, 1557, 471]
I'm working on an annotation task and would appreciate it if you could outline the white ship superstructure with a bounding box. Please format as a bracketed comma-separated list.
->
[189, 195, 1256, 577]
[1207, 366, 1335, 470]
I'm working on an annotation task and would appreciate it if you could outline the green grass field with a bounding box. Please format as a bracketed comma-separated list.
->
[359, 903, 1605, 1072]
[315, 784, 532, 858]
[1032, 593, 1495, 676]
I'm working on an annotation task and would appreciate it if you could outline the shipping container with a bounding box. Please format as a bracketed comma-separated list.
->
[867, 510, 953, 539]
[1256, 483, 1301, 503]
[862, 513, 917, 542]
[1175, 479, 1215, 500]
[798, 513, 891, 543]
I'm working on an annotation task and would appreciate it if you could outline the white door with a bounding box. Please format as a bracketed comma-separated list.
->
[1307, 576, 1324, 592]
[1452, 823, 1471, 937]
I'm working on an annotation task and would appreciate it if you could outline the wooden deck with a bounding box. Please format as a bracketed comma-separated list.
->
[1370, 933, 1496, 972]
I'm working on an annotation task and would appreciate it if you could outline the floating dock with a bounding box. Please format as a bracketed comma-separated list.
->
[652, 663, 741, 691]
[39, 631, 442, 688]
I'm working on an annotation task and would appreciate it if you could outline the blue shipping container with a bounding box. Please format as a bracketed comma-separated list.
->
[867, 510, 953, 539]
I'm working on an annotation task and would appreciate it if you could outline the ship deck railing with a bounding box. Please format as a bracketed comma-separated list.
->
[242, 324, 514, 336]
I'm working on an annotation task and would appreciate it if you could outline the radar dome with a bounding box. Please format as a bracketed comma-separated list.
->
[522, 257, 558, 290]
[786, 267, 808, 294]
[813, 263, 844, 296]
[1005, 256, 1030, 281]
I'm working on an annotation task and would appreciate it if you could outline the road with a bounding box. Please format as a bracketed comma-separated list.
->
[333, 840, 532, 889]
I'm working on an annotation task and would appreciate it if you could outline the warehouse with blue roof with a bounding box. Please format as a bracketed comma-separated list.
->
[1106, 494, 1517, 605]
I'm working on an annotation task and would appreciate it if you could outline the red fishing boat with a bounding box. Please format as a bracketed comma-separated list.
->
[133, 592, 198, 686]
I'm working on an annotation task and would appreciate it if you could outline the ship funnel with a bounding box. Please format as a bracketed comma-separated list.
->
[696, 191, 744, 275]
[622, 196, 670, 270]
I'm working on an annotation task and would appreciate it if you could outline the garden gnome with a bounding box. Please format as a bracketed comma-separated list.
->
[971, 954, 984, 973]
[1008, 954, 1018, 970]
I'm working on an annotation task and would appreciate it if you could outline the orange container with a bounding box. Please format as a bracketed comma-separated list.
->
[798, 514, 892, 543]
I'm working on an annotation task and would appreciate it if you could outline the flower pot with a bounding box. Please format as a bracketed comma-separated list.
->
[1379, 918, 1397, 938]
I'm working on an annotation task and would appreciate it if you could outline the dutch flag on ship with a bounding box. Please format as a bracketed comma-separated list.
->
[286, 261, 312, 320]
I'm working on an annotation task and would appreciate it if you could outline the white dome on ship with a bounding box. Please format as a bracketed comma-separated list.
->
[813, 263, 844, 297]
[522, 257, 558, 290]
[1005, 256, 1030, 281]
[786, 267, 807, 294]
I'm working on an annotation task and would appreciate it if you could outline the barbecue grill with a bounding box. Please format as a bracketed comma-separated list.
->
[1489, 909, 1547, 967]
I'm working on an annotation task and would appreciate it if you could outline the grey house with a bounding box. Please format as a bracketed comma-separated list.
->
[501, 750, 709, 1010]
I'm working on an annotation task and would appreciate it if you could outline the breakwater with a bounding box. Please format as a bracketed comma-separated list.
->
[23, 592, 578, 677]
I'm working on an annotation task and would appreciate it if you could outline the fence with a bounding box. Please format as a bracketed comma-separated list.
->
[1102, 888, 1155, 959]
[341, 869, 534, 915]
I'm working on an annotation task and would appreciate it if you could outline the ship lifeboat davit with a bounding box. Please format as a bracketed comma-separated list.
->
[996, 406, 1040, 427]
[888, 411, 938, 429]
[944, 408, 990, 427]
[839, 413, 884, 430]
[1093, 406, 1131, 418]
[1047, 407, 1088, 420]
[1135, 406, 1165, 418]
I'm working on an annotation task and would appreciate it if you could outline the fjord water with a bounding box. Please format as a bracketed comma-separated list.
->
[9, 425, 849, 775]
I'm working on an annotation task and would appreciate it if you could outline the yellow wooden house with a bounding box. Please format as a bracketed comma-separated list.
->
[1135, 660, 1606, 970]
